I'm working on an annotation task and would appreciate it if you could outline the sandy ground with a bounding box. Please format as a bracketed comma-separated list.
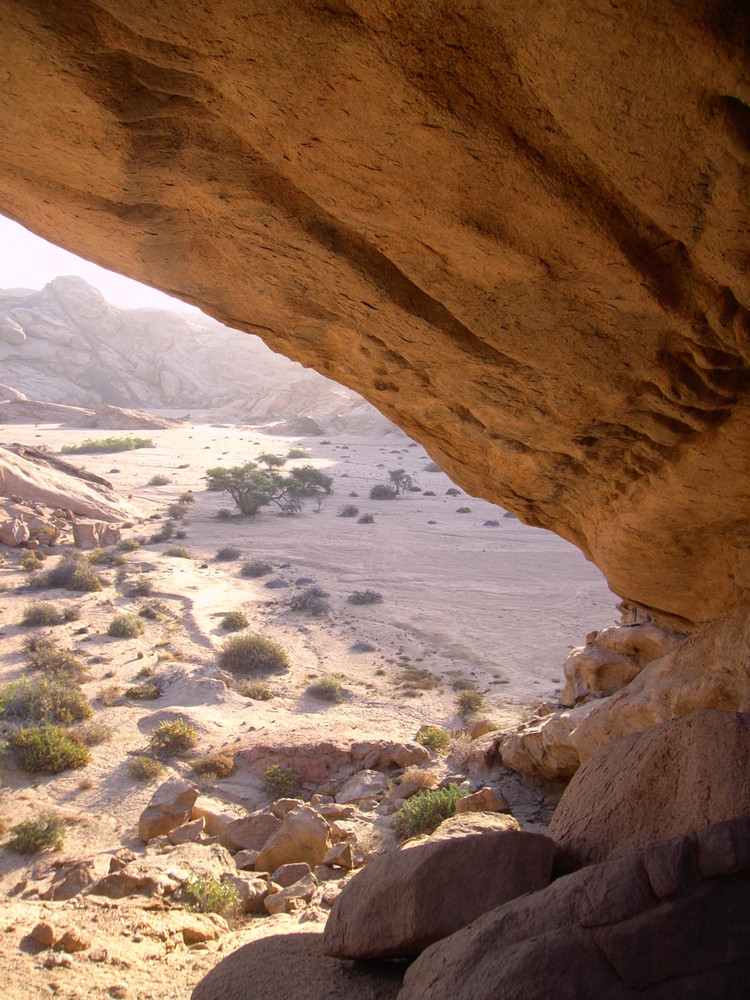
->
[0, 418, 616, 998]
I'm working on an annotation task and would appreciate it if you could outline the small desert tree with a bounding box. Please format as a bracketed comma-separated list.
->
[206, 462, 332, 516]
[257, 453, 286, 469]
[389, 469, 414, 495]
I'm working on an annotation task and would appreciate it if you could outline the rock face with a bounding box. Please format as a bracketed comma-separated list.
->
[399, 818, 750, 1000]
[138, 779, 200, 843]
[0, 6, 748, 624]
[548, 710, 750, 869]
[323, 827, 555, 959]
[254, 806, 331, 873]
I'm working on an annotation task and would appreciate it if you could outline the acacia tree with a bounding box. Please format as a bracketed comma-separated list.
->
[206, 462, 332, 516]
[257, 453, 286, 469]
[388, 468, 414, 495]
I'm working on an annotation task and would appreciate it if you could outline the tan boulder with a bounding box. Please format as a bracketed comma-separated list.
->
[233, 850, 259, 871]
[222, 874, 269, 915]
[219, 810, 281, 853]
[322, 843, 356, 870]
[549, 710, 750, 870]
[174, 912, 228, 945]
[168, 816, 205, 845]
[453, 787, 510, 815]
[431, 812, 520, 840]
[72, 519, 120, 549]
[324, 826, 555, 959]
[336, 770, 388, 805]
[255, 806, 331, 873]
[351, 740, 430, 769]
[54, 928, 91, 954]
[264, 872, 318, 915]
[499, 703, 596, 782]
[270, 862, 312, 888]
[191, 802, 236, 837]
[138, 779, 199, 843]
[0, 518, 29, 546]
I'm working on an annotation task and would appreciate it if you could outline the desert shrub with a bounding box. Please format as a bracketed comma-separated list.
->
[402, 766, 439, 789]
[239, 681, 274, 701]
[167, 503, 187, 520]
[148, 474, 171, 486]
[216, 546, 241, 562]
[257, 453, 286, 469]
[136, 663, 156, 678]
[483, 519, 500, 527]
[309, 673, 344, 701]
[287, 448, 307, 459]
[178, 491, 195, 505]
[34, 552, 102, 593]
[22, 601, 64, 626]
[369, 483, 397, 500]
[194, 751, 236, 779]
[149, 522, 175, 544]
[446, 488, 461, 496]
[164, 546, 190, 559]
[347, 590, 383, 605]
[108, 613, 144, 638]
[352, 640, 376, 653]
[423, 490, 436, 497]
[219, 635, 290, 676]
[448, 734, 473, 768]
[20, 550, 45, 572]
[129, 755, 163, 781]
[338, 505, 359, 518]
[393, 784, 468, 841]
[457, 690, 484, 715]
[216, 508, 233, 520]
[357, 513, 375, 524]
[129, 575, 154, 597]
[4, 811, 66, 854]
[25, 638, 85, 680]
[119, 538, 141, 552]
[96, 684, 123, 706]
[264, 764, 297, 798]
[240, 560, 272, 578]
[182, 874, 241, 918]
[206, 462, 331, 517]
[61, 436, 154, 454]
[456, 506, 471, 514]
[396, 665, 440, 693]
[125, 683, 159, 701]
[288, 585, 330, 616]
[388, 469, 414, 494]
[73, 721, 113, 746]
[148, 718, 197, 754]
[0, 675, 91, 724]
[424, 462, 441, 472]
[88, 547, 125, 566]
[417, 726, 451, 752]
[221, 610, 248, 631]
[10, 725, 91, 774]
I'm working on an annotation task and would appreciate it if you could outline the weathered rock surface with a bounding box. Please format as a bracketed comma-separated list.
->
[336, 770, 389, 805]
[399, 818, 750, 1000]
[324, 828, 555, 958]
[453, 786, 510, 815]
[264, 872, 318, 915]
[219, 811, 281, 854]
[192, 931, 404, 1000]
[237, 741, 354, 785]
[571, 606, 750, 762]
[549, 710, 750, 869]
[1, 6, 748, 624]
[500, 703, 596, 782]
[255, 806, 331, 873]
[138, 779, 200, 843]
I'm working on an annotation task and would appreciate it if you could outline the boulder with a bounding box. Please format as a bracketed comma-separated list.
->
[0, 518, 29, 546]
[322, 843, 356, 870]
[222, 874, 269, 915]
[255, 806, 331, 873]
[548, 710, 750, 870]
[453, 787, 510, 815]
[138, 779, 199, 843]
[351, 740, 430, 769]
[269, 798, 305, 819]
[431, 812, 519, 841]
[219, 811, 281, 853]
[336, 770, 388, 805]
[234, 850, 259, 871]
[191, 802, 236, 837]
[499, 702, 597, 782]
[192, 930, 404, 1000]
[399, 819, 750, 1000]
[237, 741, 353, 784]
[173, 912, 228, 945]
[168, 817, 205, 845]
[323, 827, 555, 958]
[54, 928, 91, 954]
[72, 519, 120, 549]
[264, 872, 318, 915]
[270, 862, 312, 888]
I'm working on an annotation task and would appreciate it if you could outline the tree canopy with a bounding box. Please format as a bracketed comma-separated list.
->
[206, 462, 332, 515]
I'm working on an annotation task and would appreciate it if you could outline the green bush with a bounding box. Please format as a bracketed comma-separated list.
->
[167, 503, 187, 521]
[20, 550, 45, 572]
[119, 538, 141, 552]
[309, 673, 344, 701]
[150, 522, 175, 543]
[288, 586, 330, 616]
[216, 546, 241, 562]
[128, 755, 163, 781]
[347, 590, 383, 605]
[193, 751, 236, 779]
[220, 635, 290, 676]
[148, 474, 171, 486]
[370, 483, 397, 500]
[88, 547, 125, 566]
[0, 675, 91, 724]
[264, 764, 297, 798]
[178, 491, 195, 505]
[240, 560, 272, 578]
[21, 601, 64, 626]
[287, 448, 307, 459]
[10, 725, 91, 774]
[164, 546, 190, 559]
[34, 552, 102, 593]
[129, 575, 154, 597]
[457, 690, 484, 715]
[25, 638, 86, 680]
[221, 610, 248, 631]
[5, 811, 66, 853]
[393, 784, 468, 841]
[148, 718, 197, 754]
[239, 680, 274, 701]
[216, 508, 233, 520]
[61, 436, 154, 454]
[125, 682, 159, 701]
[182, 874, 241, 917]
[357, 513, 375, 524]
[417, 726, 451, 752]
[338, 505, 359, 517]
[108, 613, 144, 638]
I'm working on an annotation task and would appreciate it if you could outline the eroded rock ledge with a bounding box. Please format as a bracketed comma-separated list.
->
[0, 2, 748, 625]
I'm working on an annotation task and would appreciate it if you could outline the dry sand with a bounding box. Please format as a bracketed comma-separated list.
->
[0, 418, 615, 998]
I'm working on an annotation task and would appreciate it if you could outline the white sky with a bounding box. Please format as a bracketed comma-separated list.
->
[0, 214, 197, 312]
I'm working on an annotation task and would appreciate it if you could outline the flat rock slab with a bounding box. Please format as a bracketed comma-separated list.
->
[191, 931, 404, 1000]
[398, 818, 750, 1000]
[324, 828, 555, 959]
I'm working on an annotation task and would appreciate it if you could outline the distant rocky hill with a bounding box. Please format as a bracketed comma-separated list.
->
[0, 277, 396, 433]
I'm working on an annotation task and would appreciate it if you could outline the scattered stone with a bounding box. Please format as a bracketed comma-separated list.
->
[219, 810, 281, 853]
[316, 803, 356, 821]
[499, 702, 596, 782]
[255, 806, 331, 872]
[55, 928, 91, 953]
[109, 849, 136, 873]
[453, 786, 510, 815]
[222, 874, 269, 915]
[138, 779, 200, 843]
[41, 860, 97, 901]
[89, 947, 108, 963]
[468, 719, 490, 739]
[336, 770, 388, 805]
[270, 798, 305, 819]
[108, 986, 128, 999]
[175, 912, 228, 945]
[168, 816, 205, 845]
[191, 804, 236, 837]
[264, 873, 318, 915]
[31, 922, 56, 948]
[233, 850, 259, 871]
[322, 843, 356, 870]
[324, 827, 556, 959]
[270, 862, 312, 888]
[351, 740, 430, 769]
[43, 952, 72, 970]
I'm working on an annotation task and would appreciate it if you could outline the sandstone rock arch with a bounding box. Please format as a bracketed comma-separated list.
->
[0, 1, 748, 625]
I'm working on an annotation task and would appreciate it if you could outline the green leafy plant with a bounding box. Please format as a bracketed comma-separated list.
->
[0, 675, 91, 723]
[288, 586, 330, 616]
[347, 590, 383, 605]
[193, 750, 236, 779]
[61, 436, 154, 454]
[5, 810, 66, 853]
[119, 538, 141, 552]
[205, 462, 332, 516]
[240, 559, 272, 578]
[33, 552, 103, 593]
[219, 635, 290, 676]
[216, 546, 241, 562]
[239, 680, 274, 701]
[128, 755, 163, 781]
[88, 547, 126, 566]
[393, 783, 468, 841]
[108, 613, 144, 638]
[369, 483, 397, 500]
[287, 448, 307, 459]
[178, 491, 195, 505]
[22, 601, 64, 626]
[417, 726, 451, 751]
[263, 764, 297, 798]
[309, 673, 344, 701]
[457, 690, 484, 715]
[221, 610, 248, 631]
[182, 875, 241, 917]
[9, 725, 91, 773]
[20, 550, 45, 572]
[148, 718, 196, 753]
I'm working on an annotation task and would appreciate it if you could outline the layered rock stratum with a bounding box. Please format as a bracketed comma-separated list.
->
[0, 2, 748, 625]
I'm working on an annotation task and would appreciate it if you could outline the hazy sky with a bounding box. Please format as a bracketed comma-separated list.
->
[0, 214, 197, 312]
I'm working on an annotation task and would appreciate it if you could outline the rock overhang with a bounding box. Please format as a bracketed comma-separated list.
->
[0, 1, 747, 626]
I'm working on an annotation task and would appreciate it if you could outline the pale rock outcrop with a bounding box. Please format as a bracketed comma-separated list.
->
[453, 787, 510, 815]
[237, 741, 353, 785]
[254, 806, 331, 873]
[0, 517, 29, 546]
[323, 827, 556, 959]
[499, 702, 597, 782]
[138, 778, 199, 843]
[168, 817, 205, 845]
[430, 813, 520, 841]
[350, 741, 430, 769]
[336, 770, 389, 805]
[559, 622, 686, 706]
[219, 811, 281, 854]
[548, 710, 750, 870]
[270, 863, 312, 888]
[264, 872, 319, 916]
[222, 874, 269, 915]
[399, 818, 750, 1000]
[72, 520, 120, 550]
[571, 606, 750, 763]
